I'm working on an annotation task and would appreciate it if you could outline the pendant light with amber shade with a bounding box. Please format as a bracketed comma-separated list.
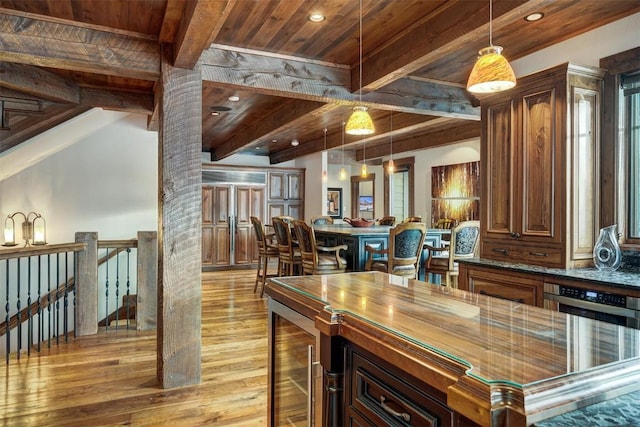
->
[346, 0, 375, 135]
[387, 112, 395, 174]
[466, 0, 516, 94]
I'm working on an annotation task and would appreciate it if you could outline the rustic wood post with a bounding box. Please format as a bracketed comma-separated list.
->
[157, 45, 202, 388]
[75, 232, 98, 336]
[136, 231, 157, 331]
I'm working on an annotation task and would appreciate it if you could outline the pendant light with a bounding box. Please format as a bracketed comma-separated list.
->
[466, 0, 516, 94]
[322, 128, 328, 183]
[387, 112, 395, 174]
[339, 121, 348, 180]
[346, 0, 375, 135]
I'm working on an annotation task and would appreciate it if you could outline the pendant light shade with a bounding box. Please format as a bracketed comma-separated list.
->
[466, 0, 516, 94]
[467, 46, 516, 93]
[346, 106, 375, 135]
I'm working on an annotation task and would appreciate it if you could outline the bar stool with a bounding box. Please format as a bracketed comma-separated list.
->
[272, 216, 302, 276]
[251, 216, 279, 296]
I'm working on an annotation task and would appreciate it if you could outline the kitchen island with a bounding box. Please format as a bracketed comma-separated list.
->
[313, 224, 448, 278]
[264, 272, 640, 426]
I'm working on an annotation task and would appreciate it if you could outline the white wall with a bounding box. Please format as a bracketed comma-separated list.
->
[0, 110, 158, 243]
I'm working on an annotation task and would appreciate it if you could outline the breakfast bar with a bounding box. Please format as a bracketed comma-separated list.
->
[264, 272, 640, 426]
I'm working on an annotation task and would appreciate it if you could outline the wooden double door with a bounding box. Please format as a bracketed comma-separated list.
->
[202, 184, 265, 267]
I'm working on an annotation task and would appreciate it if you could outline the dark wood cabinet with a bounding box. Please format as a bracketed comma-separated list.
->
[458, 264, 544, 307]
[480, 63, 603, 268]
[345, 346, 462, 427]
[267, 169, 305, 220]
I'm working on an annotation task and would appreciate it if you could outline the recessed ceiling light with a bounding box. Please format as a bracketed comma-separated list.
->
[210, 111, 220, 116]
[271, 139, 278, 143]
[525, 12, 544, 22]
[308, 13, 325, 23]
[291, 139, 299, 147]
[228, 95, 240, 102]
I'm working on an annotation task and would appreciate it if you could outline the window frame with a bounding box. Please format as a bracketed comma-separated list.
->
[601, 47, 640, 248]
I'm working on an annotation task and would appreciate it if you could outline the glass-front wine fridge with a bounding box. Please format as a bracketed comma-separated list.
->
[268, 299, 322, 426]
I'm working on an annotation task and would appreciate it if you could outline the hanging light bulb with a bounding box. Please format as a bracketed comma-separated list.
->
[346, 0, 375, 135]
[339, 121, 348, 180]
[466, 0, 516, 94]
[322, 128, 328, 183]
[388, 112, 395, 174]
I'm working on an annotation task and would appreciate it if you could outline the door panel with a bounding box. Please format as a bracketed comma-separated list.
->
[235, 187, 253, 265]
[522, 89, 555, 238]
[484, 100, 514, 236]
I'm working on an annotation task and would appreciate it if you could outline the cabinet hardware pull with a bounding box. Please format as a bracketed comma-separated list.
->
[479, 290, 525, 304]
[530, 252, 548, 257]
[380, 395, 411, 422]
[492, 248, 508, 254]
[510, 232, 521, 238]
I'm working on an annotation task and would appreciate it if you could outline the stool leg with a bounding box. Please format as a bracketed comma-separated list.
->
[254, 252, 263, 293]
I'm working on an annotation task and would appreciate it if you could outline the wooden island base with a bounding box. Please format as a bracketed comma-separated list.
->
[265, 272, 640, 427]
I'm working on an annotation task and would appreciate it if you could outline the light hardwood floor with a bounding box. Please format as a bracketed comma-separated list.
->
[0, 270, 269, 426]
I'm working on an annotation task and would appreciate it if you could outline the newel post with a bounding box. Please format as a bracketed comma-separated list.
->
[75, 232, 98, 336]
[136, 231, 157, 331]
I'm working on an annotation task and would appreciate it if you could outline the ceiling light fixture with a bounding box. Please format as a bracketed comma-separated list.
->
[346, 0, 375, 135]
[525, 12, 544, 22]
[228, 95, 240, 102]
[466, 0, 516, 94]
[339, 121, 348, 181]
[322, 128, 328, 183]
[308, 13, 325, 23]
[387, 112, 394, 174]
[291, 139, 299, 147]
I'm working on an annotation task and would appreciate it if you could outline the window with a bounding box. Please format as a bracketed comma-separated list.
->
[601, 47, 640, 247]
[623, 73, 640, 239]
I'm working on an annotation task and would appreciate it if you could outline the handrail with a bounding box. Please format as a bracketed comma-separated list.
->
[97, 239, 138, 249]
[0, 243, 86, 260]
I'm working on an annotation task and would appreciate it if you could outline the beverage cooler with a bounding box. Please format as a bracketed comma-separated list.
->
[268, 299, 322, 426]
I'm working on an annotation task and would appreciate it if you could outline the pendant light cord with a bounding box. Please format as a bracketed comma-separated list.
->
[489, 0, 493, 46]
[359, 0, 363, 103]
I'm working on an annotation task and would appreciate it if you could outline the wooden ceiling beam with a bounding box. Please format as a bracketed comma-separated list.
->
[0, 104, 90, 153]
[199, 45, 479, 119]
[211, 101, 333, 161]
[270, 117, 457, 164]
[0, 12, 160, 80]
[172, 0, 237, 69]
[354, 120, 481, 161]
[80, 88, 153, 114]
[0, 62, 79, 103]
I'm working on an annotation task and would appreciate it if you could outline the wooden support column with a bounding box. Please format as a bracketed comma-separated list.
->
[136, 231, 157, 331]
[74, 232, 98, 336]
[157, 45, 202, 388]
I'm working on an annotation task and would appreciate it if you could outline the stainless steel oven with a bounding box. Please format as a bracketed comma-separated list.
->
[544, 283, 640, 329]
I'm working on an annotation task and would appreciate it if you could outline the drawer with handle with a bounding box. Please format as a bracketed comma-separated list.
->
[482, 242, 562, 267]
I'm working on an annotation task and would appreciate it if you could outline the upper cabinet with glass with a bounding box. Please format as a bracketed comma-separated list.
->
[600, 47, 640, 248]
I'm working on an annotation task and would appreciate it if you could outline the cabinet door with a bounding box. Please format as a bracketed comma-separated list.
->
[521, 88, 558, 241]
[202, 186, 214, 225]
[462, 267, 543, 306]
[234, 187, 253, 265]
[287, 172, 304, 200]
[212, 186, 231, 266]
[269, 172, 286, 200]
[483, 100, 515, 239]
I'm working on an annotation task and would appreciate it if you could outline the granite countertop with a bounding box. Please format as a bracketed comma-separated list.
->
[458, 258, 640, 291]
[534, 390, 640, 426]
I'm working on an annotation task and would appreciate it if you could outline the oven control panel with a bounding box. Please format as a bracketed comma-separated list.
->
[559, 285, 627, 308]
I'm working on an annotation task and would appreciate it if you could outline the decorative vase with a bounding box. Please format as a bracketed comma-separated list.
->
[593, 225, 621, 271]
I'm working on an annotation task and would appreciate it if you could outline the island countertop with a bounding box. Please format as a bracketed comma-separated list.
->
[265, 271, 640, 426]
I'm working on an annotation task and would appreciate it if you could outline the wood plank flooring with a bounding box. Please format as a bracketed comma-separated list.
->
[0, 270, 269, 426]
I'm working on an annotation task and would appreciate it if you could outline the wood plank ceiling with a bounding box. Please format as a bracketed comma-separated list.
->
[0, 0, 638, 164]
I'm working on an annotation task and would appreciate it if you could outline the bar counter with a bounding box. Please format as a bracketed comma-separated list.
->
[265, 272, 640, 426]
